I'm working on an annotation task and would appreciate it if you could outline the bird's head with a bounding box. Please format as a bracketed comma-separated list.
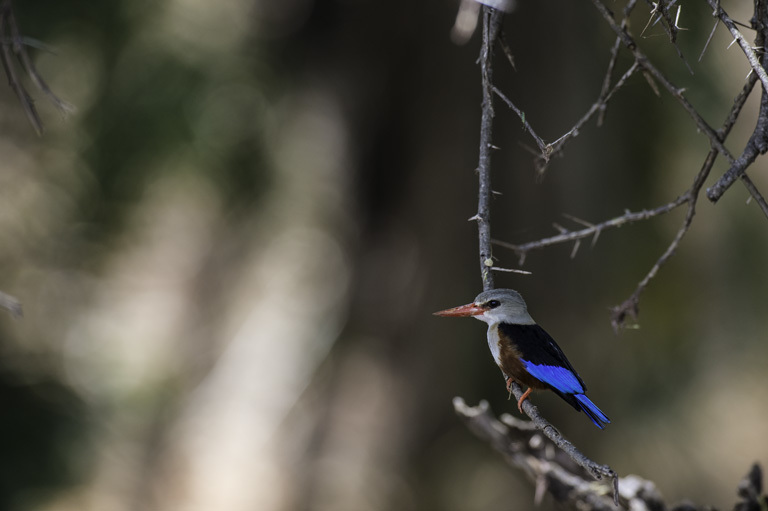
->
[433, 288, 535, 325]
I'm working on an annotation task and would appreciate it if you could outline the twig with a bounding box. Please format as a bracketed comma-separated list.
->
[497, 60, 762, 328]
[598, 0, 637, 127]
[493, 86, 547, 155]
[0, 1, 41, 134]
[536, 61, 639, 174]
[5, 4, 73, 115]
[493, 198, 685, 264]
[495, 60, 639, 175]
[610, 56, 762, 328]
[0, 0, 73, 134]
[590, 0, 735, 164]
[640, 0, 693, 74]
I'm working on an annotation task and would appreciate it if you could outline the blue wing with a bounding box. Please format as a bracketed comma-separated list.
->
[521, 360, 584, 394]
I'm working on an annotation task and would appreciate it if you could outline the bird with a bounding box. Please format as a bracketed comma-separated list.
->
[434, 288, 610, 429]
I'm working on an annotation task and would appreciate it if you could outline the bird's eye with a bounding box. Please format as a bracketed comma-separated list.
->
[486, 300, 501, 309]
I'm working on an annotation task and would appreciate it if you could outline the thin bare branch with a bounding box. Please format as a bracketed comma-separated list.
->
[598, 0, 637, 126]
[0, 0, 74, 134]
[5, 3, 74, 115]
[590, 0, 735, 164]
[0, 2, 42, 134]
[610, 60, 762, 328]
[536, 61, 639, 174]
[707, 0, 768, 202]
[492, 86, 548, 155]
[493, 198, 685, 262]
[704, 0, 768, 93]
[477, 7, 502, 290]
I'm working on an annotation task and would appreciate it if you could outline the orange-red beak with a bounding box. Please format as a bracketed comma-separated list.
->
[433, 302, 484, 317]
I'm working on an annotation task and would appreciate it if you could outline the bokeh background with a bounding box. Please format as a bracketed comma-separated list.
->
[0, 0, 766, 510]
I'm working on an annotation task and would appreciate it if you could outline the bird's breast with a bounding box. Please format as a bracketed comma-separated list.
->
[490, 323, 547, 389]
[486, 324, 503, 366]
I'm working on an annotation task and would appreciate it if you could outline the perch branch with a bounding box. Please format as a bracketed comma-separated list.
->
[454, 398, 619, 509]
[455, 398, 768, 511]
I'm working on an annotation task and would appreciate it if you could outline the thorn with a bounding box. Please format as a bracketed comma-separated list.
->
[562, 213, 595, 228]
[489, 144, 501, 150]
[491, 267, 533, 275]
[728, 37, 739, 49]
[642, 70, 661, 97]
[570, 239, 581, 259]
[674, 5, 682, 30]
[552, 222, 568, 234]
[468, 214, 481, 222]
[591, 228, 602, 247]
[492, 190, 503, 196]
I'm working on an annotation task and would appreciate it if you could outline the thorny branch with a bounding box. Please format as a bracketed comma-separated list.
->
[454, 399, 768, 511]
[492, 0, 768, 328]
[0, 0, 73, 134]
[470, 6, 618, 505]
[707, 0, 768, 202]
[475, 7, 502, 290]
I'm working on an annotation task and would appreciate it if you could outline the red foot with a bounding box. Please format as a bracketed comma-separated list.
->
[517, 387, 532, 414]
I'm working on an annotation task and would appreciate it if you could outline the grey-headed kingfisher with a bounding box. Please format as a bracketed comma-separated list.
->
[434, 288, 610, 429]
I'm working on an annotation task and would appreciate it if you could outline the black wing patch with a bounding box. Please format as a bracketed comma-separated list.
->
[498, 323, 587, 392]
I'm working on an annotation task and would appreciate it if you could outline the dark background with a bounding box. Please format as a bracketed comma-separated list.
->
[0, 0, 765, 510]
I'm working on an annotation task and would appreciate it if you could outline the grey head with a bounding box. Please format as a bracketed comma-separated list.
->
[472, 288, 535, 325]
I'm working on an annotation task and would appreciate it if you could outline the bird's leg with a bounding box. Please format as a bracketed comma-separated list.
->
[506, 377, 514, 400]
[517, 387, 532, 414]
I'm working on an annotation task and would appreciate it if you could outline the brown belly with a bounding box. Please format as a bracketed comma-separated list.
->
[498, 340, 547, 389]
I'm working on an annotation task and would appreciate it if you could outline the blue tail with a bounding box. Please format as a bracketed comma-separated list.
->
[574, 394, 610, 429]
